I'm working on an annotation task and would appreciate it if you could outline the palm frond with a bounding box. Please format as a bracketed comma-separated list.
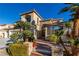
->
[59, 3, 79, 14]
[58, 7, 70, 14]
[70, 13, 77, 16]
[65, 3, 79, 6]
[69, 18, 74, 21]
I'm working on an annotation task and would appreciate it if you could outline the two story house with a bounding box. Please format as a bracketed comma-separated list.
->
[0, 10, 64, 39]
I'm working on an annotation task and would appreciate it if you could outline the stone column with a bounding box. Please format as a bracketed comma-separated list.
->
[34, 29, 37, 40]
[51, 46, 55, 56]
[33, 29, 37, 52]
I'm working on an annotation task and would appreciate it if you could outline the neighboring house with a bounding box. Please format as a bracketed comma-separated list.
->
[0, 10, 64, 39]
[0, 24, 20, 38]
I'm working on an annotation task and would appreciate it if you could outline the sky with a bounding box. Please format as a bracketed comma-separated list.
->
[0, 3, 71, 24]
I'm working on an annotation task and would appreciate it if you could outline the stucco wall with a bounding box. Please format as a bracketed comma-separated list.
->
[0, 24, 14, 38]
[21, 12, 42, 31]
[32, 12, 42, 31]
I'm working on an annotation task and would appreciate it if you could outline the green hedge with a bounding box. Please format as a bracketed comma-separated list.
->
[6, 43, 29, 56]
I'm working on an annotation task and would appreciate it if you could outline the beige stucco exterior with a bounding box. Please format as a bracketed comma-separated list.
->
[0, 24, 19, 38]
[0, 10, 64, 39]
[21, 11, 42, 31]
[0, 10, 43, 39]
[0, 24, 14, 30]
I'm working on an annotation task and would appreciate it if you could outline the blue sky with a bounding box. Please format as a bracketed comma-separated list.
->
[0, 3, 71, 24]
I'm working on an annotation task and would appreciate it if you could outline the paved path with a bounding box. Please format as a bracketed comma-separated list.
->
[0, 49, 8, 56]
[0, 38, 9, 56]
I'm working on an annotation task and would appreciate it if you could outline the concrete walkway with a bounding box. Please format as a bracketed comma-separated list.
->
[0, 49, 8, 56]
[0, 38, 9, 56]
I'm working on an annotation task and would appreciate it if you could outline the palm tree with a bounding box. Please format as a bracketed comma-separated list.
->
[56, 30, 71, 55]
[59, 3, 79, 55]
[65, 21, 72, 38]
[48, 30, 71, 55]
[59, 3, 79, 38]
[14, 21, 35, 42]
[14, 21, 32, 31]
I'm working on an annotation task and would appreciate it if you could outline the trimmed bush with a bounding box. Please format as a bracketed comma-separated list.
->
[6, 43, 29, 56]
[48, 34, 59, 43]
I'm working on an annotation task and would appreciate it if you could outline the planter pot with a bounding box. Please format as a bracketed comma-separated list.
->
[23, 42, 33, 56]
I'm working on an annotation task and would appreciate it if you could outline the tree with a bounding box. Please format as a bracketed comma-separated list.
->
[59, 3, 79, 38]
[56, 30, 71, 55]
[22, 30, 34, 42]
[14, 21, 32, 31]
[10, 32, 20, 43]
[48, 34, 58, 44]
[65, 22, 72, 28]
[59, 3, 79, 55]
[65, 21, 72, 38]
[48, 29, 71, 55]
[14, 21, 35, 42]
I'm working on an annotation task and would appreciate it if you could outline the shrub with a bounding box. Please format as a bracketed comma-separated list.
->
[22, 30, 34, 42]
[10, 32, 19, 40]
[68, 39, 75, 45]
[10, 32, 20, 43]
[22, 30, 33, 38]
[6, 43, 29, 56]
[48, 34, 58, 43]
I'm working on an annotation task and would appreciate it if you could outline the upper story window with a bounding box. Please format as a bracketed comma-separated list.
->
[25, 16, 31, 22]
[32, 20, 35, 25]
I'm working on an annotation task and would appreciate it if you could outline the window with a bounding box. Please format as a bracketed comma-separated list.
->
[32, 20, 35, 25]
[25, 16, 31, 22]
